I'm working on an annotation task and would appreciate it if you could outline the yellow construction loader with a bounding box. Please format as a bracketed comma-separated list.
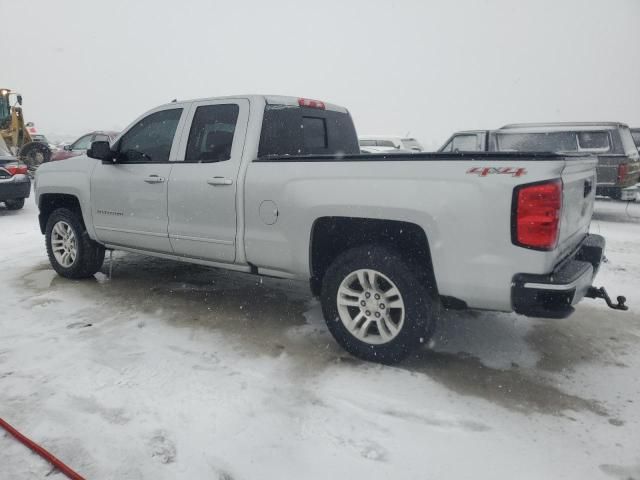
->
[0, 87, 51, 171]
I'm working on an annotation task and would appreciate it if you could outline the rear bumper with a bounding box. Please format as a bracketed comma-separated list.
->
[596, 185, 638, 201]
[0, 175, 31, 201]
[511, 234, 604, 319]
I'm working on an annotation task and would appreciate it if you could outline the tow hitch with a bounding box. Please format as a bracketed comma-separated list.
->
[586, 287, 628, 311]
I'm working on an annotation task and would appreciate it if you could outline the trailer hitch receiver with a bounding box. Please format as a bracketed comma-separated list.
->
[586, 286, 628, 311]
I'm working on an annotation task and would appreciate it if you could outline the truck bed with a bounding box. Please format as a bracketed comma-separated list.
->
[246, 151, 597, 312]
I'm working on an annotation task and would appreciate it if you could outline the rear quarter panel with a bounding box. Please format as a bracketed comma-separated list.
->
[244, 158, 572, 311]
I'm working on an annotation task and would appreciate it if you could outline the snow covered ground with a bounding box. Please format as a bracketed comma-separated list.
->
[1, 196, 639, 480]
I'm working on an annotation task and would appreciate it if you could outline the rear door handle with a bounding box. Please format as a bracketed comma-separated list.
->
[144, 175, 165, 184]
[207, 177, 233, 186]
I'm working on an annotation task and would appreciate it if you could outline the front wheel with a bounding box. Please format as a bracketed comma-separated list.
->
[45, 208, 105, 279]
[19, 142, 51, 173]
[320, 245, 435, 364]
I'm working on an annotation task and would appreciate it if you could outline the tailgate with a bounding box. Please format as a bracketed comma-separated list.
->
[556, 155, 598, 260]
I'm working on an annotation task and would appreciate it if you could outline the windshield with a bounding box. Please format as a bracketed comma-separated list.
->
[620, 126, 640, 157]
[0, 94, 10, 126]
[0, 136, 12, 156]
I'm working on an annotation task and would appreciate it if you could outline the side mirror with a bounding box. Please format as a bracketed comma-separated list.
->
[63, 144, 72, 151]
[17, 95, 23, 105]
[87, 140, 114, 162]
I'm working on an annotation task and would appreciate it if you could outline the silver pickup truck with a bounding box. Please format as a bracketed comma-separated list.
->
[34, 95, 626, 363]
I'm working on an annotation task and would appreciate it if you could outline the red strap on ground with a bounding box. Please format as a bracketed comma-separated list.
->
[0, 417, 86, 480]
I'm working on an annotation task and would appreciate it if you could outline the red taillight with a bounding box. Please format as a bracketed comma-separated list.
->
[298, 98, 326, 109]
[5, 164, 29, 176]
[513, 179, 562, 250]
[617, 163, 629, 183]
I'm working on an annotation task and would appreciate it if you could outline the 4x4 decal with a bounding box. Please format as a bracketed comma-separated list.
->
[467, 166, 527, 177]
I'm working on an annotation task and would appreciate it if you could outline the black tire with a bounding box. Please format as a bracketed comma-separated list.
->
[320, 245, 435, 364]
[19, 142, 51, 171]
[45, 208, 105, 279]
[5, 198, 25, 210]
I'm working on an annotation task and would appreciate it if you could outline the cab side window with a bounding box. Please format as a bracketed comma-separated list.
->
[185, 104, 239, 163]
[452, 134, 481, 152]
[118, 108, 182, 163]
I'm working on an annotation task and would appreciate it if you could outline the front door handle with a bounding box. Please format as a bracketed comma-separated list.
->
[144, 175, 165, 184]
[207, 177, 233, 186]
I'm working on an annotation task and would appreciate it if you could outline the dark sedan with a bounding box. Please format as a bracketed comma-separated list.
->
[0, 137, 30, 210]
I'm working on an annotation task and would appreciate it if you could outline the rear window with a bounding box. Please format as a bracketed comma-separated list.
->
[302, 117, 327, 149]
[577, 131, 610, 151]
[632, 130, 640, 148]
[495, 132, 577, 152]
[258, 105, 360, 157]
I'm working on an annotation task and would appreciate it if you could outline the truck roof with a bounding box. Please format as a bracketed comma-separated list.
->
[159, 94, 349, 114]
[359, 135, 418, 141]
[500, 122, 629, 131]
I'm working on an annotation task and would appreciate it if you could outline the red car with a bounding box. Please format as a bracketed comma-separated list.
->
[51, 131, 118, 161]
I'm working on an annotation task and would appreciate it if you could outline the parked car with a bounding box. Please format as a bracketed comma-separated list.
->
[0, 136, 30, 210]
[35, 95, 625, 363]
[359, 135, 423, 152]
[439, 122, 640, 201]
[51, 131, 118, 161]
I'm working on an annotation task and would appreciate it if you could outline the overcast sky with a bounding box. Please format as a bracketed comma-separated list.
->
[2, 0, 639, 148]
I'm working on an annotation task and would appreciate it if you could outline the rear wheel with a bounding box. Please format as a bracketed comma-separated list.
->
[4, 198, 25, 210]
[320, 245, 435, 363]
[45, 208, 105, 279]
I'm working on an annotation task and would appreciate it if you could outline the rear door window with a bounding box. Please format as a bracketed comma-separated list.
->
[185, 104, 239, 162]
[577, 131, 610, 151]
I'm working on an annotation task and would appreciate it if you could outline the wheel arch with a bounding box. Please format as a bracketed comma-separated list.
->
[38, 193, 84, 234]
[309, 216, 438, 297]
